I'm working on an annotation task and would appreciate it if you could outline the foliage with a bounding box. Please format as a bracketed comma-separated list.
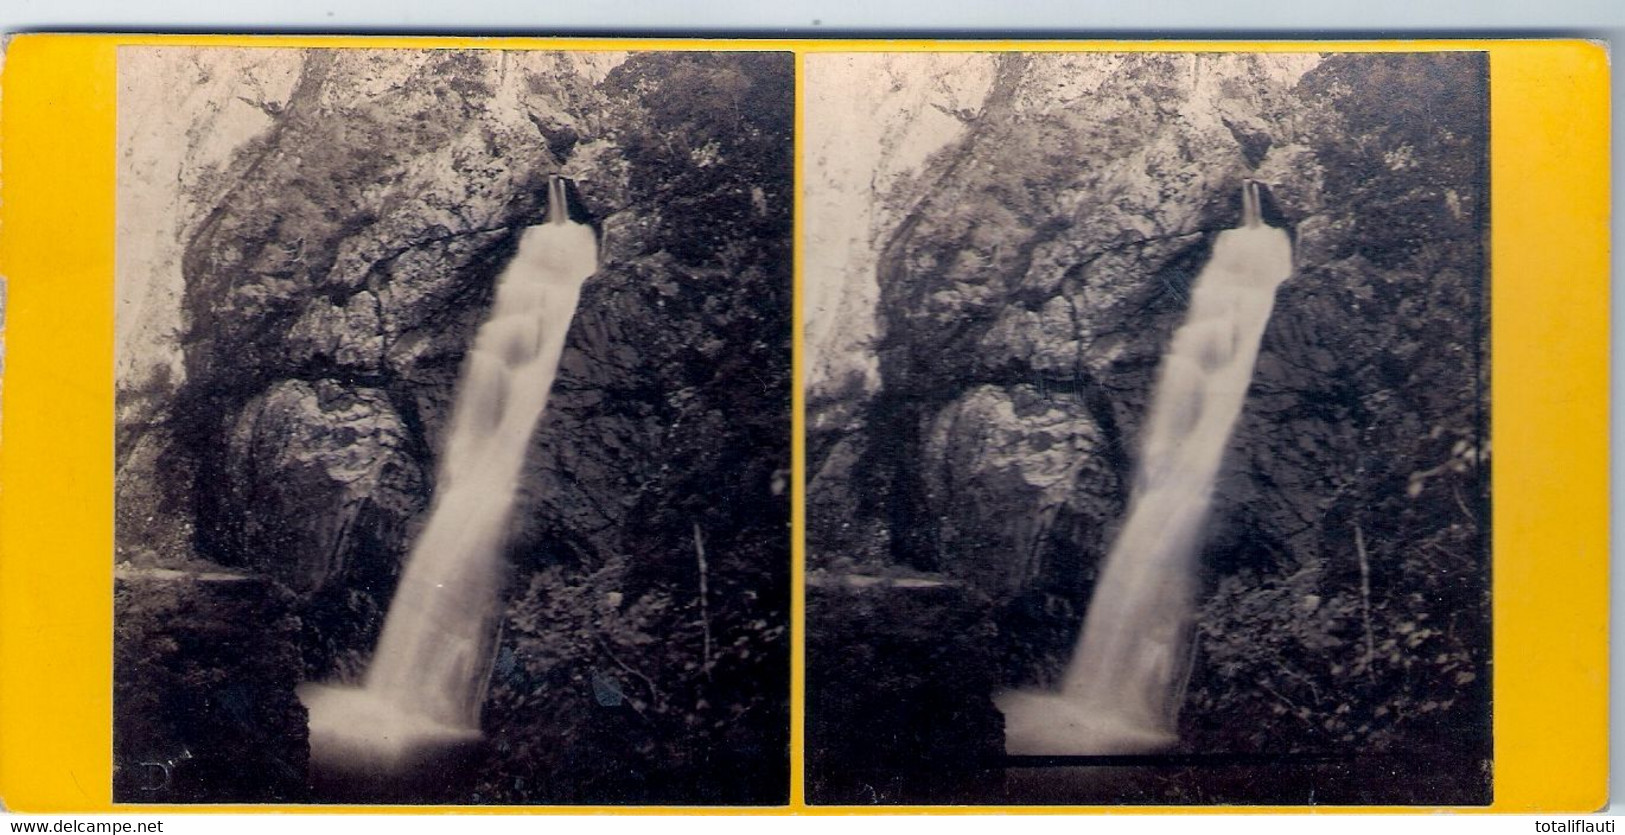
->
[1188, 490, 1487, 756]
[1296, 53, 1488, 269]
[600, 52, 794, 266]
[476, 551, 787, 804]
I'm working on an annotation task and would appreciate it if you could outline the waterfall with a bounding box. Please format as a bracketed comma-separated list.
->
[300, 175, 598, 772]
[997, 180, 1293, 756]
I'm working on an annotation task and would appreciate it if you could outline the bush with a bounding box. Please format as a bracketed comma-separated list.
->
[476, 549, 788, 805]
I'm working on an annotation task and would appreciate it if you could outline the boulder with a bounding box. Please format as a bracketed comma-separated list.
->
[918, 385, 1120, 597]
[224, 379, 425, 594]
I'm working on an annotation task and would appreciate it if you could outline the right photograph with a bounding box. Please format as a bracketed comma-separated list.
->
[803, 51, 1490, 806]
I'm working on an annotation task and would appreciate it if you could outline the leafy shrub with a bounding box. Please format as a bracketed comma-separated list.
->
[476, 549, 787, 805]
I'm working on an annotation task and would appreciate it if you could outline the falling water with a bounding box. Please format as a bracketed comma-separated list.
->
[300, 175, 598, 774]
[997, 180, 1293, 756]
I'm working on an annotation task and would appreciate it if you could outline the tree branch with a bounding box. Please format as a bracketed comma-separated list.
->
[1353, 521, 1377, 682]
[694, 522, 714, 678]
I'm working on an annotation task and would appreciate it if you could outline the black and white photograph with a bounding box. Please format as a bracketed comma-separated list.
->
[113, 46, 793, 805]
[803, 51, 1490, 805]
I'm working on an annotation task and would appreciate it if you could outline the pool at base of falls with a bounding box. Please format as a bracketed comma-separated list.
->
[299, 683, 483, 776]
[995, 689, 1178, 756]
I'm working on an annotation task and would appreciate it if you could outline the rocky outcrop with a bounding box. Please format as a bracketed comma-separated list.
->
[168, 51, 579, 586]
[807, 51, 1489, 772]
[803, 54, 998, 430]
[224, 379, 424, 593]
[918, 385, 1120, 597]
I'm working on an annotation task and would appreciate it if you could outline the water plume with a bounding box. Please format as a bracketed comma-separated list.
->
[998, 180, 1293, 756]
[301, 175, 598, 780]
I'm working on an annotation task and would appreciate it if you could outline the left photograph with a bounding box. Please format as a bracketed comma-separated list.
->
[113, 46, 793, 805]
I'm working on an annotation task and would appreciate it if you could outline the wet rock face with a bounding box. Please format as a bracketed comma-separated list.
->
[158, 50, 785, 577]
[875, 54, 1304, 394]
[180, 51, 569, 391]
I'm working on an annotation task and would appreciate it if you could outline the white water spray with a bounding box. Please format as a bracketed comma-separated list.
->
[300, 175, 598, 772]
[997, 180, 1293, 756]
